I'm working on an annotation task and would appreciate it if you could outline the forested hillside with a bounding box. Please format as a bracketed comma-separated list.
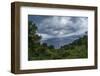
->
[28, 21, 88, 60]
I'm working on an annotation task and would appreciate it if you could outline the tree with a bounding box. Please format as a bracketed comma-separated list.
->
[28, 21, 41, 60]
[42, 43, 48, 47]
[48, 45, 54, 49]
[28, 21, 41, 44]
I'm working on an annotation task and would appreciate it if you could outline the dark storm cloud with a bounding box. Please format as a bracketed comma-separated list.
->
[29, 15, 88, 39]
[37, 16, 88, 36]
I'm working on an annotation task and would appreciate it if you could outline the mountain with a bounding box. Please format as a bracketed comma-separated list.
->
[40, 34, 85, 48]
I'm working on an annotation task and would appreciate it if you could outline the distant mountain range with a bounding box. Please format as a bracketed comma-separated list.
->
[40, 34, 87, 49]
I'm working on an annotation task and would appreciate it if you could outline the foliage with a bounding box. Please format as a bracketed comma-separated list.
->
[28, 21, 88, 60]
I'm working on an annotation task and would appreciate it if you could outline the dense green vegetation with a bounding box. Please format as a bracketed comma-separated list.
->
[28, 21, 88, 60]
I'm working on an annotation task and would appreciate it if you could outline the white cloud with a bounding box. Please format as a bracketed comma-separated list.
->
[37, 16, 88, 40]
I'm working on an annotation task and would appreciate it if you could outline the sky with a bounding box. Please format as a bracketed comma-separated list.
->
[28, 15, 88, 40]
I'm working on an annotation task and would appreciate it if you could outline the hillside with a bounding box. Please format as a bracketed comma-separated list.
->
[28, 21, 88, 60]
[60, 35, 88, 59]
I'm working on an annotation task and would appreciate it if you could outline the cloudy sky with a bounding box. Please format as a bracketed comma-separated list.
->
[28, 15, 88, 40]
